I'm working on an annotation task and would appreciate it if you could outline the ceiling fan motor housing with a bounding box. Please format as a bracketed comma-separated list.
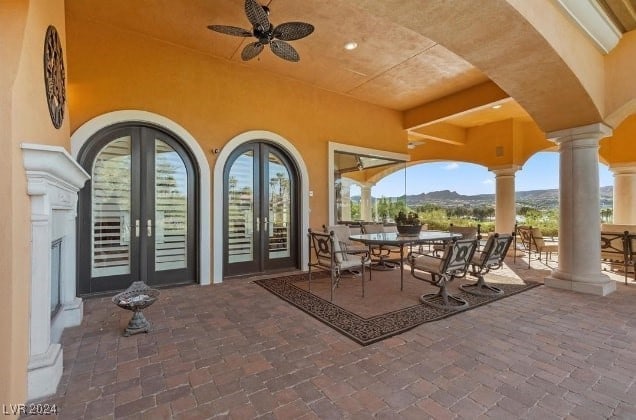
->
[254, 25, 273, 44]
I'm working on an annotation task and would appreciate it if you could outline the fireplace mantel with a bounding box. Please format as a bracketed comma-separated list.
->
[21, 143, 89, 400]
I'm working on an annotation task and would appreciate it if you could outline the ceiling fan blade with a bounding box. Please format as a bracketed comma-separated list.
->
[270, 40, 300, 62]
[244, 0, 271, 32]
[207, 25, 252, 37]
[241, 42, 264, 61]
[273, 22, 315, 41]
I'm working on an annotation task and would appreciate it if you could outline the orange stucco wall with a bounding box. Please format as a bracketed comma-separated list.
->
[407, 118, 553, 170]
[600, 114, 636, 164]
[605, 31, 636, 126]
[65, 16, 406, 232]
[0, 1, 28, 408]
[1, 0, 70, 407]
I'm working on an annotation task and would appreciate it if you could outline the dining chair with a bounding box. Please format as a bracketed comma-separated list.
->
[307, 228, 371, 301]
[361, 223, 399, 269]
[408, 238, 478, 310]
[432, 224, 478, 255]
[324, 224, 369, 277]
[459, 233, 512, 296]
[323, 224, 368, 254]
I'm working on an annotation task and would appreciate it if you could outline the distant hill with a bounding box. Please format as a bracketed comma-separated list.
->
[352, 186, 613, 209]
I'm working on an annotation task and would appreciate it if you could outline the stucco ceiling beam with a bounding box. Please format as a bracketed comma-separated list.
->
[410, 123, 467, 146]
[358, 0, 603, 133]
[403, 81, 509, 130]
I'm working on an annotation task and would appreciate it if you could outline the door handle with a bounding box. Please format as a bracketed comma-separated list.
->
[256, 217, 260, 232]
[135, 219, 140, 238]
[147, 219, 152, 237]
[264, 217, 269, 227]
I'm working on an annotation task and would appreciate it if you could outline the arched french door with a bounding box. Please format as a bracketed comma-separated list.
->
[224, 141, 300, 277]
[77, 123, 198, 295]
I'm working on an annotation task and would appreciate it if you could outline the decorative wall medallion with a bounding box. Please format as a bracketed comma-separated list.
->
[44, 25, 66, 129]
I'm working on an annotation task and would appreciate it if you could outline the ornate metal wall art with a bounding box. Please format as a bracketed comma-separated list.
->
[44, 25, 66, 129]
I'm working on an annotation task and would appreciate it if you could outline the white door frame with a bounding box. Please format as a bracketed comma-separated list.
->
[213, 131, 309, 282]
[71, 110, 212, 285]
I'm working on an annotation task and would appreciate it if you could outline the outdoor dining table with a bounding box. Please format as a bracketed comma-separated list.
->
[349, 230, 463, 291]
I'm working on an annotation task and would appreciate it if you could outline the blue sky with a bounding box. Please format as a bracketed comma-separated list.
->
[363, 152, 613, 197]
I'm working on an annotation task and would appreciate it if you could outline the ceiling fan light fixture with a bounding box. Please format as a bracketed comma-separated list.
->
[344, 41, 358, 50]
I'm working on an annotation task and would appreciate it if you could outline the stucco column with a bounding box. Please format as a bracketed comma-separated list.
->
[490, 165, 520, 235]
[545, 123, 616, 296]
[339, 178, 352, 222]
[610, 163, 636, 224]
[360, 183, 374, 221]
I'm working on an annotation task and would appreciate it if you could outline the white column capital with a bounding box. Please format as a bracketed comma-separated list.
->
[358, 182, 376, 189]
[489, 164, 521, 177]
[547, 122, 612, 144]
[339, 177, 354, 188]
[609, 162, 636, 175]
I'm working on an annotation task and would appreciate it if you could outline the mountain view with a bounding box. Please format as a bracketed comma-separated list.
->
[353, 186, 614, 209]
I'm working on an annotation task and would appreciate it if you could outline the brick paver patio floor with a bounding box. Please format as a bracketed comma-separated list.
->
[35, 255, 636, 419]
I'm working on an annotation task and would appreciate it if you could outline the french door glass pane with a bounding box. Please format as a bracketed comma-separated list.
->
[268, 153, 291, 259]
[91, 137, 131, 277]
[155, 140, 188, 271]
[228, 151, 255, 263]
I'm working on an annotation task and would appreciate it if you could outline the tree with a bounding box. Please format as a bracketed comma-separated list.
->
[600, 208, 613, 223]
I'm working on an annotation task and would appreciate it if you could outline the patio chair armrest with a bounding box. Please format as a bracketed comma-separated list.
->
[336, 243, 370, 262]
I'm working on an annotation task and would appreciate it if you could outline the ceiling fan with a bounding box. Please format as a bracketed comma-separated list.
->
[208, 0, 314, 62]
[407, 140, 426, 149]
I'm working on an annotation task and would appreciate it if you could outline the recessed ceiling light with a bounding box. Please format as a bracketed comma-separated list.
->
[492, 104, 503, 109]
[344, 41, 358, 51]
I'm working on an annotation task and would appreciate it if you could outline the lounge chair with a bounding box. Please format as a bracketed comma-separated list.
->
[601, 230, 636, 285]
[527, 228, 558, 268]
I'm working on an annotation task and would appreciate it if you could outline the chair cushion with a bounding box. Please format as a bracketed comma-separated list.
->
[317, 236, 368, 267]
[412, 254, 443, 273]
[339, 257, 370, 270]
[362, 223, 384, 234]
[539, 244, 559, 252]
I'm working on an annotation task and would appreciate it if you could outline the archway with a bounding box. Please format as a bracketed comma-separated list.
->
[213, 131, 310, 281]
[71, 110, 212, 285]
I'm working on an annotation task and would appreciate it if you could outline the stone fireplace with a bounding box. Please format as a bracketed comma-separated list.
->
[21, 144, 90, 400]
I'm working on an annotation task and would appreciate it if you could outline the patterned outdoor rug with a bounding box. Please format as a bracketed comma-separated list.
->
[254, 273, 541, 346]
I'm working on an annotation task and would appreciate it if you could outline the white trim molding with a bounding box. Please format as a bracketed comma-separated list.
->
[328, 141, 410, 225]
[213, 130, 310, 282]
[553, 0, 622, 53]
[70, 110, 212, 286]
[21, 143, 90, 400]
